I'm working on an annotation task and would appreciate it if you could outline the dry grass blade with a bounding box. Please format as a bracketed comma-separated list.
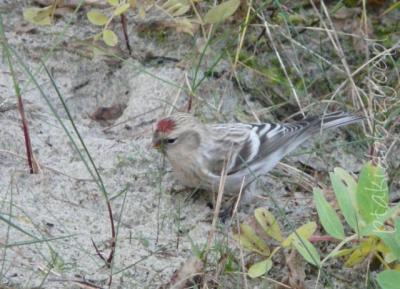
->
[261, 17, 305, 117]
[234, 177, 248, 289]
[309, 0, 372, 132]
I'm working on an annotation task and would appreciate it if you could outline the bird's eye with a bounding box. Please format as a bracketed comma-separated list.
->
[166, 138, 177, 144]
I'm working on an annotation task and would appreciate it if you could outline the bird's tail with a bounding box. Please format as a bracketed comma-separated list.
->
[309, 111, 364, 132]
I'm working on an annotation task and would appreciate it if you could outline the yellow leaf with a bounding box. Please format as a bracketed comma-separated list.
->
[103, 29, 118, 46]
[162, 0, 190, 17]
[114, 3, 130, 15]
[240, 223, 270, 256]
[233, 233, 258, 252]
[130, 0, 137, 8]
[345, 239, 374, 267]
[23, 6, 52, 25]
[138, 4, 146, 19]
[87, 10, 108, 26]
[204, 0, 241, 24]
[108, 0, 119, 6]
[173, 18, 197, 36]
[282, 222, 317, 248]
[254, 208, 283, 242]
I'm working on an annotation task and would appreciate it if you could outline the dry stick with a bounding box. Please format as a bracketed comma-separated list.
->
[252, 23, 375, 39]
[106, 201, 116, 265]
[184, 73, 194, 112]
[233, 0, 252, 70]
[327, 43, 399, 114]
[16, 89, 36, 174]
[189, 0, 206, 39]
[202, 155, 229, 288]
[233, 177, 249, 289]
[167, 78, 184, 116]
[102, 106, 161, 132]
[310, 0, 372, 132]
[120, 13, 131, 55]
[50, 278, 105, 289]
[91, 238, 108, 265]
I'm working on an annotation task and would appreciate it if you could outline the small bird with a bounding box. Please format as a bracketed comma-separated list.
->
[152, 111, 362, 207]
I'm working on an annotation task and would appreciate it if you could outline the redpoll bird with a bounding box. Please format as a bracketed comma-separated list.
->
[152, 111, 362, 204]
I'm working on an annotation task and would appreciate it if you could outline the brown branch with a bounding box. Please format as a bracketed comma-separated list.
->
[106, 201, 116, 287]
[120, 14, 131, 55]
[91, 238, 107, 265]
[106, 201, 116, 265]
[16, 80, 37, 174]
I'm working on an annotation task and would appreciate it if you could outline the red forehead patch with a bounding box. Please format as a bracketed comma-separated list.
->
[156, 118, 175, 133]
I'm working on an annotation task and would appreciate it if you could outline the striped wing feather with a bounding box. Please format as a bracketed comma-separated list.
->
[205, 112, 362, 176]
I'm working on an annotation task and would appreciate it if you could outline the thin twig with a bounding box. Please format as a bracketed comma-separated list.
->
[233, 177, 248, 289]
[102, 106, 161, 132]
[120, 13, 131, 55]
[91, 238, 108, 265]
[202, 153, 230, 288]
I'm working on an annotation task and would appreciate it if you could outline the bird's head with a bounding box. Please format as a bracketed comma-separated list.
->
[152, 113, 202, 154]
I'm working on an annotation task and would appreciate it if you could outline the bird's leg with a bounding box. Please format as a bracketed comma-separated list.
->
[169, 187, 189, 195]
[218, 196, 238, 223]
[183, 187, 206, 203]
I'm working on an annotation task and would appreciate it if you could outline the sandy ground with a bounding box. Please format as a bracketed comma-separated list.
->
[1, 1, 398, 289]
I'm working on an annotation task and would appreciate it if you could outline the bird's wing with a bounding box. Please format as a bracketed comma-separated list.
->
[228, 121, 313, 175]
[203, 112, 362, 177]
[202, 121, 306, 176]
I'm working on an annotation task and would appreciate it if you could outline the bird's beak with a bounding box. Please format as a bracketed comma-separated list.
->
[153, 141, 161, 150]
[152, 133, 163, 151]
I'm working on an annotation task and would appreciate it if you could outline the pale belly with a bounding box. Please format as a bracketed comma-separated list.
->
[168, 154, 254, 195]
[169, 158, 204, 189]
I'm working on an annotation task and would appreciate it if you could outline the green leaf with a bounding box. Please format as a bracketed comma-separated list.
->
[374, 230, 400, 261]
[331, 248, 354, 258]
[254, 208, 283, 242]
[103, 29, 118, 46]
[204, 0, 241, 24]
[361, 205, 400, 236]
[282, 222, 317, 247]
[377, 270, 400, 289]
[114, 3, 130, 15]
[23, 7, 52, 25]
[108, 0, 119, 6]
[357, 162, 389, 224]
[334, 167, 358, 195]
[87, 10, 108, 26]
[293, 235, 320, 267]
[248, 258, 272, 278]
[396, 218, 400, 245]
[313, 188, 345, 240]
[330, 170, 359, 231]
